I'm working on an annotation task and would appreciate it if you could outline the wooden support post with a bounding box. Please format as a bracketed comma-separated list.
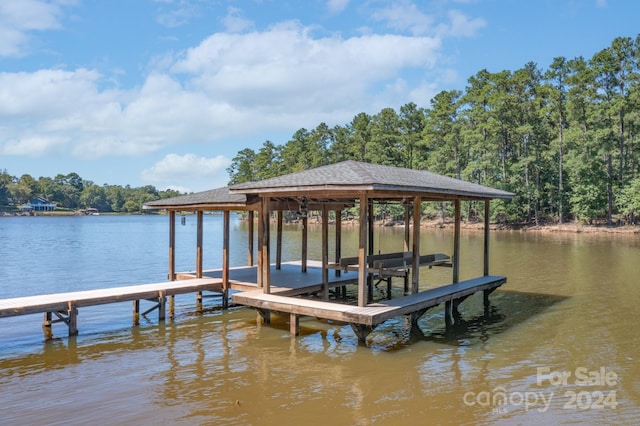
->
[368, 201, 374, 255]
[196, 210, 203, 278]
[222, 210, 230, 309]
[196, 291, 203, 312]
[410, 307, 431, 327]
[357, 194, 368, 307]
[335, 209, 342, 278]
[169, 295, 175, 320]
[483, 287, 498, 308]
[168, 210, 176, 281]
[367, 201, 374, 303]
[261, 197, 271, 293]
[484, 200, 490, 276]
[411, 196, 421, 294]
[404, 201, 411, 252]
[158, 291, 166, 322]
[301, 214, 308, 273]
[248, 210, 254, 267]
[452, 297, 464, 322]
[453, 199, 461, 284]
[290, 313, 299, 337]
[133, 300, 140, 325]
[276, 210, 283, 270]
[257, 206, 263, 288]
[321, 204, 329, 301]
[350, 323, 375, 343]
[42, 311, 53, 340]
[256, 308, 271, 324]
[67, 302, 78, 336]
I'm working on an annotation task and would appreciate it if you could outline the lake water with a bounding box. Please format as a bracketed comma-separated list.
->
[1, 215, 639, 425]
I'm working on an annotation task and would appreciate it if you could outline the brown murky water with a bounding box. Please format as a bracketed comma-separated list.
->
[1, 218, 639, 425]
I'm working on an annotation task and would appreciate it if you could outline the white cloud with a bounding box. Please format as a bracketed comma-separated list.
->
[222, 6, 253, 33]
[154, 0, 203, 28]
[171, 21, 440, 115]
[370, 0, 434, 36]
[1, 19, 443, 167]
[437, 9, 486, 38]
[0, 0, 70, 57]
[327, 0, 350, 14]
[141, 153, 231, 187]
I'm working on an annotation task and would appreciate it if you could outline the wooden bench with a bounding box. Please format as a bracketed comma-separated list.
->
[329, 251, 453, 300]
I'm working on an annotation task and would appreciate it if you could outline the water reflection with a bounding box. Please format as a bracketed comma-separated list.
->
[2, 219, 640, 424]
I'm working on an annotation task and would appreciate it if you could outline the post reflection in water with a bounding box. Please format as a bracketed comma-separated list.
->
[0, 217, 639, 425]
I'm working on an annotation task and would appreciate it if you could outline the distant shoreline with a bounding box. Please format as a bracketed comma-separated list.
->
[3, 210, 638, 235]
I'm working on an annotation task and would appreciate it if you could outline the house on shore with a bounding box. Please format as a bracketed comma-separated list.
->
[20, 197, 57, 212]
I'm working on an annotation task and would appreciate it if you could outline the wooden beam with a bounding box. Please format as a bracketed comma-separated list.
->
[322, 204, 329, 301]
[453, 199, 461, 284]
[248, 210, 254, 266]
[222, 210, 230, 309]
[484, 200, 490, 276]
[168, 210, 176, 281]
[196, 210, 203, 278]
[276, 210, 283, 270]
[357, 194, 368, 307]
[411, 196, 421, 294]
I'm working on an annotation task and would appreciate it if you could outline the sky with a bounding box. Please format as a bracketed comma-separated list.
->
[1, 0, 639, 193]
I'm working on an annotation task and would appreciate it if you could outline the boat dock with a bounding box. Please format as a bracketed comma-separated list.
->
[0, 278, 222, 338]
[1, 161, 515, 346]
[233, 274, 506, 340]
[140, 162, 515, 343]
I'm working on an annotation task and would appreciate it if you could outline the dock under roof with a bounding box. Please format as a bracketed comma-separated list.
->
[143, 160, 514, 343]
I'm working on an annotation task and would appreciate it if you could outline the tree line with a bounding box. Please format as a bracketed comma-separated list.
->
[227, 35, 640, 225]
[0, 170, 181, 213]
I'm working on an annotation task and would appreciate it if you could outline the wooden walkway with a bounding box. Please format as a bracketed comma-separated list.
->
[232, 275, 507, 341]
[0, 278, 223, 338]
[0, 261, 506, 343]
[0, 261, 357, 339]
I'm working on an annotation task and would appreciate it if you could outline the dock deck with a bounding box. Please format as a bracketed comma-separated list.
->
[233, 275, 506, 326]
[232, 275, 507, 340]
[179, 260, 358, 295]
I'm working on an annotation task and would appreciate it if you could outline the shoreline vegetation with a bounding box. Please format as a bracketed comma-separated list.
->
[4, 209, 638, 235]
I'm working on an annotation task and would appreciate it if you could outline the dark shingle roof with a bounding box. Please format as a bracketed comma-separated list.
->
[143, 187, 249, 210]
[229, 160, 514, 199]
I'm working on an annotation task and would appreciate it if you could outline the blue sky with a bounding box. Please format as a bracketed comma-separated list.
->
[1, 0, 638, 193]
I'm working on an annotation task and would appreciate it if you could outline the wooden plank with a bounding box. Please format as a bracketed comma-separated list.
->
[232, 275, 506, 326]
[0, 278, 223, 318]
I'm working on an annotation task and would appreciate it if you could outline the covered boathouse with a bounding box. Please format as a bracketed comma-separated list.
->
[143, 160, 514, 343]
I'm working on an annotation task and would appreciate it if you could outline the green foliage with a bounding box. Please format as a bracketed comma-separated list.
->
[225, 34, 640, 226]
[0, 171, 184, 213]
